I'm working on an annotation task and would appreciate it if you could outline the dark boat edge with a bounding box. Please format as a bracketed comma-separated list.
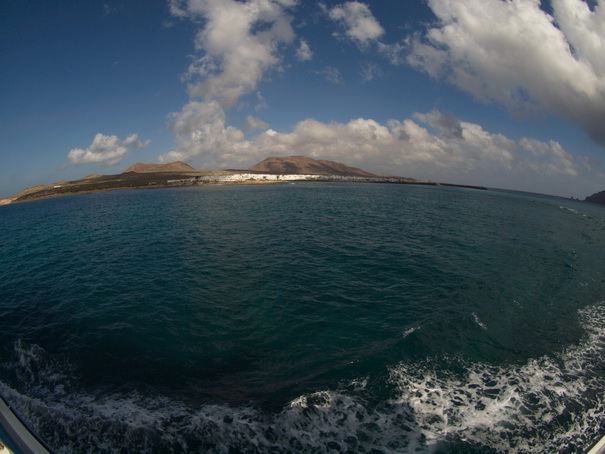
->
[0, 395, 52, 454]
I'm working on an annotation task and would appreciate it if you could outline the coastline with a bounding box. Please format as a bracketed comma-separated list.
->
[0, 179, 284, 206]
[0, 170, 486, 206]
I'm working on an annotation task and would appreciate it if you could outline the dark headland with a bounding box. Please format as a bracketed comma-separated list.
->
[585, 190, 605, 206]
[0, 155, 493, 205]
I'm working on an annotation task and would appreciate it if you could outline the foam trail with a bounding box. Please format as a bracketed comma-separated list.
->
[0, 383, 430, 453]
[1, 303, 604, 453]
[390, 303, 605, 453]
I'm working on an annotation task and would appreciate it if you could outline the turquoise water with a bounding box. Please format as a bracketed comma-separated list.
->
[0, 183, 604, 453]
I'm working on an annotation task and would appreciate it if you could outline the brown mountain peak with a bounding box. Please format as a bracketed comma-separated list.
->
[122, 161, 195, 173]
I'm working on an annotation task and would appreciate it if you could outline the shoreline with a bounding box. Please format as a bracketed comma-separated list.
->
[0, 171, 487, 206]
[0, 180, 287, 206]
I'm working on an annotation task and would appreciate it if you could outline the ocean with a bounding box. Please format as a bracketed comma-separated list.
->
[0, 182, 604, 453]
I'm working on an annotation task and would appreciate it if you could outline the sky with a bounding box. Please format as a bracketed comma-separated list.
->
[1, 0, 604, 199]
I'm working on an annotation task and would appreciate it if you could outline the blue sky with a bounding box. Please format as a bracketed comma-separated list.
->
[1, 0, 604, 198]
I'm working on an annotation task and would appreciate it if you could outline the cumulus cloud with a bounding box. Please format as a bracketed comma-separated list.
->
[171, 0, 296, 109]
[243, 115, 269, 130]
[407, 0, 605, 146]
[327, 1, 385, 47]
[160, 101, 249, 167]
[165, 0, 299, 167]
[67, 133, 149, 166]
[296, 39, 313, 61]
[160, 106, 590, 193]
[414, 110, 463, 140]
[159, 0, 599, 196]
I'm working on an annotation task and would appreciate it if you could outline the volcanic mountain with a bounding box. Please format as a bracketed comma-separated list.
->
[249, 156, 377, 177]
[122, 161, 195, 173]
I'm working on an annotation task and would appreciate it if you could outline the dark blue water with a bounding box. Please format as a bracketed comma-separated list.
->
[1, 183, 604, 453]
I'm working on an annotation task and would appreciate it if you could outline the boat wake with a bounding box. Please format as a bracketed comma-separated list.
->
[390, 302, 605, 452]
[1, 303, 604, 453]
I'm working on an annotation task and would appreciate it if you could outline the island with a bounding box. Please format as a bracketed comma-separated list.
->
[0, 156, 487, 205]
[585, 190, 605, 206]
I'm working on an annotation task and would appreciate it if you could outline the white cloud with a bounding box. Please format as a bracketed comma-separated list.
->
[553, 0, 605, 74]
[160, 106, 594, 194]
[327, 1, 385, 46]
[171, 0, 296, 109]
[408, 0, 605, 146]
[243, 115, 269, 130]
[165, 0, 297, 169]
[360, 61, 381, 82]
[158, 0, 600, 196]
[377, 41, 407, 66]
[67, 133, 150, 166]
[296, 39, 313, 61]
[160, 101, 249, 167]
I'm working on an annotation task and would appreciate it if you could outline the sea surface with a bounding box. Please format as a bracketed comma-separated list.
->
[1, 183, 604, 453]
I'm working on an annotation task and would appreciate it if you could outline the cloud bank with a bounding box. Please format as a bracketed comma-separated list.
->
[56, 0, 602, 197]
[407, 0, 605, 146]
[161, 105, 592, 193]
[156, 0, 601, 196]
[67, 133, 150, 166]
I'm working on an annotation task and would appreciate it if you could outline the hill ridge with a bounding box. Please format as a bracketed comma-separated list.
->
[249, 156, 376, 177]
[122, 161, 195, 173]
[586, 190, 605, 205]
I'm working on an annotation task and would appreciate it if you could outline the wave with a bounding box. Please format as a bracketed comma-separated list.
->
[471, 312, 487, 330]
[559, 205, 584, 216]
[2, 303, 604, 453]
[389, 302, 605, 453]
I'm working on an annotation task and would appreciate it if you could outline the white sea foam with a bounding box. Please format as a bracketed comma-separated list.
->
[559, 204, 592, 219]
[2, 303, 604, 453]
[402, 326, 419, 338]
[389, 302, 605, 453]
[472, 312, 487, 330]
[1, 381, 427, 453]
[1, 340, 431, 453]
[559, 205, 580, 215]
